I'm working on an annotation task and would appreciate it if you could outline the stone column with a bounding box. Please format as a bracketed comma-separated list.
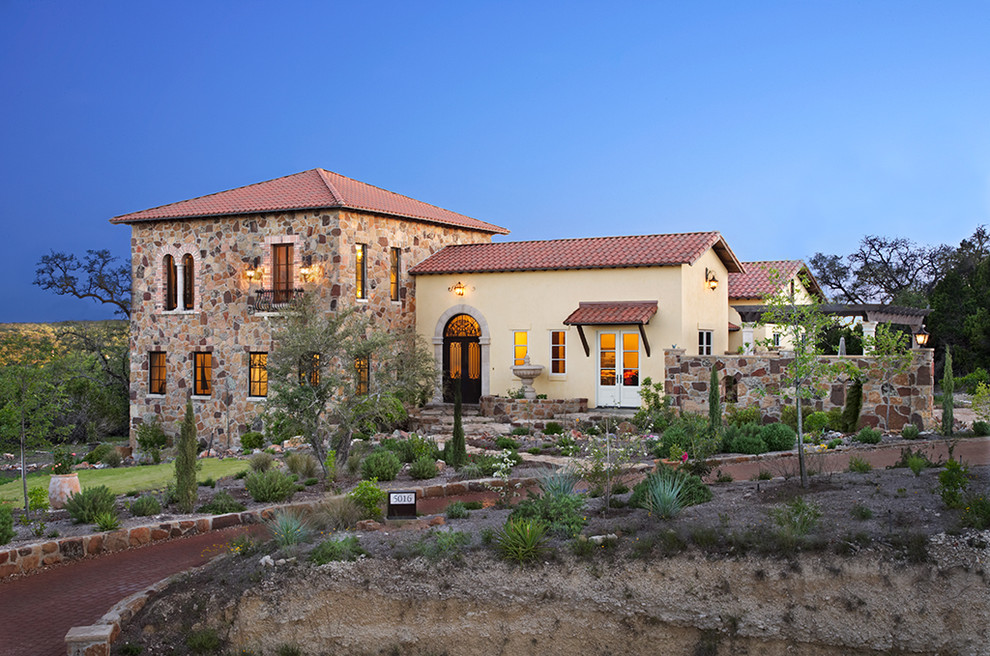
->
[431, 336, 444, 404]
[862, 321, 878, 353]
[175, 261, 186, 311]
[742, 323, 755, 355]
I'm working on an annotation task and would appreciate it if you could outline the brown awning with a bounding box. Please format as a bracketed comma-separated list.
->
[563, 301, 658, 326]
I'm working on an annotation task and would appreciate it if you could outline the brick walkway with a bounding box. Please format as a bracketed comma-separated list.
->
[0, 525, 262, 656]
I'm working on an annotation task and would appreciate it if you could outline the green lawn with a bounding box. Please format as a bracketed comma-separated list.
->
[0, 458, 250, 508]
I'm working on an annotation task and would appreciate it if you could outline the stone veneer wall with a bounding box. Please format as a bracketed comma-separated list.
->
[128, 209, 493, 448]
[664, 349, 934, 430]
[479, 396, 589, 422]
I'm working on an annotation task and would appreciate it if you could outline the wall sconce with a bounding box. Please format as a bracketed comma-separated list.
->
[914, 327, 930, 347]
[245, 257, 261, 282]
[449, 281, 467, 296]
[705, 268, 719, 291]
[299, 255, 314, 282]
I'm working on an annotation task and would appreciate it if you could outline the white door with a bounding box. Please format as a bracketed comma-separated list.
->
[596, 331, 641, 407]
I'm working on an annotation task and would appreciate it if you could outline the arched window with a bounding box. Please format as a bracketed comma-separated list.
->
[182, 253, 194, 310]
[723, 375, 739, 403]
[164, 255, 177, 311]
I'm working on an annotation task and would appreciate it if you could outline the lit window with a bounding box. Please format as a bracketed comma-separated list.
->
[164, 255, 177, 311]
[355, 356, 370, 395]
[193, 352, 212, 396]
[513, 331, 528, 365]
[149, 351, 166, 395]
[182, 253, 194, 310]
[249, 352, 268, 397]
[389, 247, 400, 301]
[550, 331, 566, 374]
[356, 243, 367, 299]
[273, 244, 293, 304]
[698, 330, 713, 356]
[300, 353, 320, 386]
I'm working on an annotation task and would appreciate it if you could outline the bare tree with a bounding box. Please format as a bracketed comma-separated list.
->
[34, 249, 131, 318]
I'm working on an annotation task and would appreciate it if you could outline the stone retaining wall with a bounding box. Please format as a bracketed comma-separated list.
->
[480, 396, 588, 422]
[664, 348, 934, 430]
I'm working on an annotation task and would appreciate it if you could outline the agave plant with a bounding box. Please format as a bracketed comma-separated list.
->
[645, 471, 686, 520]
[494, 519, 548, 563]
[265, 510, 312, 548]
[538, 467, 580, 498]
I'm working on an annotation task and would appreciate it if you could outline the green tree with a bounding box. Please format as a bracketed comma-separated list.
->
[708, 365, 721, 439]
[265, 295, 436, 473]
[941, 347, 954, 437]
[758, 270, 857, 488]
[174, 400, 199, 513]
[864, 323, 914, 431]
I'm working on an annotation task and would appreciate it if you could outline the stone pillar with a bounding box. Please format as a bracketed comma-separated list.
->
[175, 261, 185, 311]
[862, 321, 878, 353]
[742, 323, 755, 355]
[431, 336, 444, 404]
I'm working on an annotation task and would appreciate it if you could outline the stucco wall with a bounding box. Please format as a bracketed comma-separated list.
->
[728, 272, 817, 353]
[664, 348, 934, 430]
[127, 210, 492, 446]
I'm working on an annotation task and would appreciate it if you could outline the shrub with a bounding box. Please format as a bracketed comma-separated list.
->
[848, 456, 872, 473]
[285, 452, 320, 479]
[510, 426, 531, 436]
[725, 404, 761, 428]
[496, 436, 521, 450]
[84, 443, 115, 465]
[938, 459, 970, 508]
[633, 377, 677, 432]
[198, 490, 245, 515]
[240, 431, 266, 451]
[955, 367, 989, 393]
[129, 495, 162, 517]
[544, 421, 565, 435]
[324, 449, 337, 482]
[907, 454, 928, 476]
[185, 628, 221, 654]
[65, 485, 117, 524]
[850, 503, 874, 520]
[630, 467, 712, 509]
[780, 405, 798, 431]
[249, 451, 275, 472]
[827, 438, 843, 449]
[135, 419, 168, 462]
[416, 530, 472, 561]
[409, 455, 437, 480]
[312, 495, 364, 530]
[0, 503, 13, 545]
[973, 421, 990, 437]
[93, 511, 121, 532]
[962, 494, 990, 530]
[656, 413, 712, 459]
[51, 445, 75, 475]
[538, 468, 580, 498]
[761, 423, 797, 451]
[510, 492, 586, 537]
[771, 497, 822, 538]
[729, 430, 767, 455]
[803, 411, 830, 435]
[198, 477, 216, 488]
[493, 519, 548, 563]
[101, 449, 123, 468]
[265, 510, 311, 548]
[643, 471, 687, 519]
[722, 422, 760, 453]
[27, 487, 49, 513]
[244, 469, 296, 503]
[826, 407, 845, 432]
[445, 501, 470, 519]
[854, 427, 882, 444]
[349, 479, 386, 519]
[310, 535, 367, 564]
[361, 449, 402, 481]
[901, 424, 921, 440]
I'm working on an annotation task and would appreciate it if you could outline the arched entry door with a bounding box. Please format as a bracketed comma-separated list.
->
[443, 314, 482, 403]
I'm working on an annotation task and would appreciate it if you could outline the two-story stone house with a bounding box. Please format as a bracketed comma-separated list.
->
[111, 169, 508, 444]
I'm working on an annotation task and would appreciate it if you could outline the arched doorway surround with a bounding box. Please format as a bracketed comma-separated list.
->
[432, 305, 491, 404]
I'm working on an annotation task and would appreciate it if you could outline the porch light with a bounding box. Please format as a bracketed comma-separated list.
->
[449, 282, 466, 296]
[245, 257, 261, 282]
[705, 268, 719, 291]
[914, 327, 930, 347]
[299, 255, 314, 282]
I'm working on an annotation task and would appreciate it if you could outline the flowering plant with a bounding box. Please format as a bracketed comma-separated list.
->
[50, 446, 74, 475]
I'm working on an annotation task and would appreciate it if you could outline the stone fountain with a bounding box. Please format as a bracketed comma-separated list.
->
[510, 356, 544, 400]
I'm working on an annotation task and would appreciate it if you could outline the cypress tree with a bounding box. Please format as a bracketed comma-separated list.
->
[448, 383, 467, 469]
[841, 378, 863, 433]
[942, 347, 954, 437]
[175, 399, 198, 513]
[708, 365, 721, 438]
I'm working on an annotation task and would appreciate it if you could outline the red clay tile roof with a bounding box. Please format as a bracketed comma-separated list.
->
[564, 301, 659, 325]
[410, 232, 743, 274]
[110, 169, 509, 234]
[729, 260, 825, 300]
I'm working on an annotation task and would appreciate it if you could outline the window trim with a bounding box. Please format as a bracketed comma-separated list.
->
[249, 352, 268, 398]
[698, 330, 713, 356]
[193, 352, 212, 396]
[356, 243, 367, 300]
[149, 351, 166, 395]
[550, 330, 566, 377]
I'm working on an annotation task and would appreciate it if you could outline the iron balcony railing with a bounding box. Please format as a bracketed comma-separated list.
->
[250, 288, 304, 313]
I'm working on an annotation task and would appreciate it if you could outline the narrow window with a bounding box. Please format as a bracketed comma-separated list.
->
[249, 352, 268, 397]
[724, 375, 739, 403]
[355, 356, 370, 395]
[698, 330, 713, 356]
[164, 255, 177, 311]
[389, 247, 400, 301]
[182, 253, 194, 310]
[772, 332, 782, 347]
[513, 331, 528, 365]
[149, 351, 166, 395]
[550, 331, 566, 375]
[193, 352, 212, 396]
[356, 243, 367, 299]
[273, 244, 293, 304]
[300, 353, 320, 387]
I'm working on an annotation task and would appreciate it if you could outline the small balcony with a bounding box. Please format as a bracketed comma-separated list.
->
[249, 288, 304, 313]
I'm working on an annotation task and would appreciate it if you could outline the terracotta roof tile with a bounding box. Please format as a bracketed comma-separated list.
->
[728, 260, 824, 299]
[564, 301, 658, 325]
[410, 232, 742, 274]
[110, 169, 509, 234]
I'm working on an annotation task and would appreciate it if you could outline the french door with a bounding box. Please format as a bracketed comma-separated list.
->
[596, 330, 641, 407]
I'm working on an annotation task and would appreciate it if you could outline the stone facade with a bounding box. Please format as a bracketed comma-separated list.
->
[128, 208, 493, 447]
[664, 348, 934, 430]
[479, 396, 589, 422]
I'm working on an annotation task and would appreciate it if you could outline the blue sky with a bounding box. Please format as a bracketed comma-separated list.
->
[2, 1, 989, 322]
